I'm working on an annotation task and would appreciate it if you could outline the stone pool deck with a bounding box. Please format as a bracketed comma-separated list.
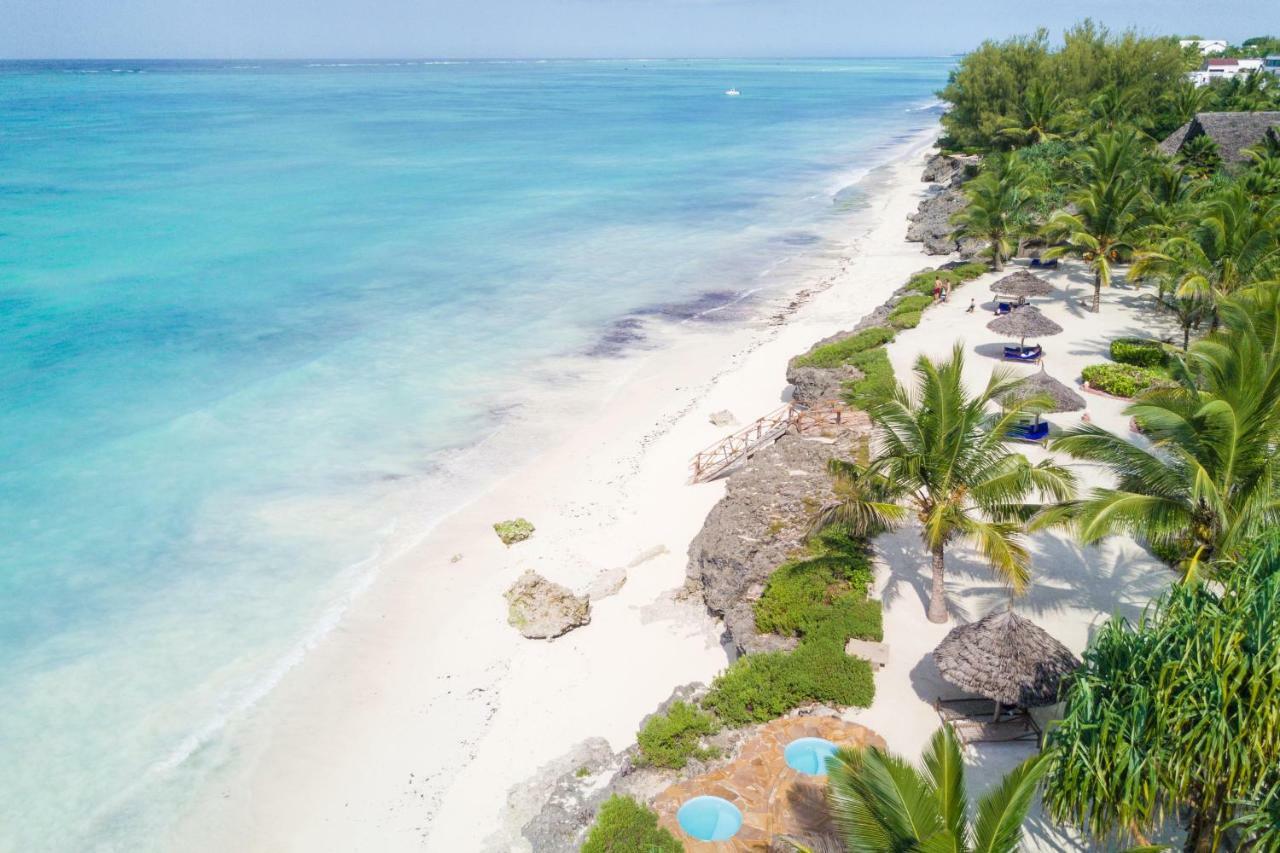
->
[651, 715, 885, 850]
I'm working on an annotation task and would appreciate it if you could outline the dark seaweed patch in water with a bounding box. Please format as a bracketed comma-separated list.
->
[634, 290, 751, 323]
[779, 231, 822, 247]
[587, 317, 647, 357]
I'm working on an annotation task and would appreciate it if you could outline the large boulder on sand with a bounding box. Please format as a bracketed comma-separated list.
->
[504, 570, 591, 639]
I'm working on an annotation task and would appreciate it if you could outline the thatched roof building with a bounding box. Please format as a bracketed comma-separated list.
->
[990, 270, 1053, 299]
[1159, 111, 1280, 164]
[987, 305, 1064, 340]
[933, 609, 1080, 707]
[998, 366, 1086, 412]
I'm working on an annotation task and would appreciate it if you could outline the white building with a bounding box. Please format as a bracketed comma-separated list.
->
[1265, 56, 1280, 76]
[1181, 39, 1229, 55]
[1189, 57, 1266, 86]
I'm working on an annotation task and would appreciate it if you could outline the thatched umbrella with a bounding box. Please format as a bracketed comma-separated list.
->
[987, 305, 1064, 349]
[990, 270, 1053, 304]
[933, 608, 1081, 718]
[997, 366, 1086, 413]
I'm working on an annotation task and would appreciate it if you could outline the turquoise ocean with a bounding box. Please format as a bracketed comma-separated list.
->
[0, 58, 949, 850]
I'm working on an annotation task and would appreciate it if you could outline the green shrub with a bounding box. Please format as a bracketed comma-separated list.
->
[1110, 337, 1168, 368]
[907, 263, 986, 296]
[793, 326, 895, 369]
[635, 701, 720, 769]
[701, 642, 875, 726]
[950, 261, 989, 281]
[581, 795, 683, 853]
[846, 346, 895, 399]
[1081, 363, 1169, 398]
[493, 518, 534, 545]
[890, 310, 922, 329]
[891, 294, 933, 314]
[754, 530, 875, 637]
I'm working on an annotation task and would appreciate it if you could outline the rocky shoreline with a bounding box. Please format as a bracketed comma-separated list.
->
[505, 147, 974, 852]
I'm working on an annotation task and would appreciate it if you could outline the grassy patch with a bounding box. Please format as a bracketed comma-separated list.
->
[846, 346, 895, 400]
[1082, 363, 1171, 398]
[581, 795, 683, 853]
[889, 309, 922, 329]
[635, 701, 720, 769]
[908, 263, 988, 296]
[793, 326, 895, 370]
[754, 529, 876, 637]
[701, 642, 875, 726]
[891, 294, 933, 315]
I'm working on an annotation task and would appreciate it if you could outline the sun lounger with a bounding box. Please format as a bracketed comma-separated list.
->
[995, 302, 1013, 315]
[1003, 345, 1042, 362]
[1009, 421, 1049, 442]
[934, 697, 1042, 746]
[1030, 258, 1059, 269]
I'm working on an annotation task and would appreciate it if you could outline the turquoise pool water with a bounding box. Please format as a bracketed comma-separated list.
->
[0, 57, 949, 850]
[784, 736, 840, 775]
[677, 795, 744, 841]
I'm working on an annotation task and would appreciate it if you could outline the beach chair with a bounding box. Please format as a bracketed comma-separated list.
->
[995, 302, 1013, 315]
[934, 697, 1042, 746]
[1029, 258, 1059, 269]
[1009, 421, 1049, 443]
[1002, 344, 1042, 362]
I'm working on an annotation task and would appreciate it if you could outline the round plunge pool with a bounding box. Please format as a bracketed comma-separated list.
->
[676, 795, 743, 842]
[784, 737, 839, 776]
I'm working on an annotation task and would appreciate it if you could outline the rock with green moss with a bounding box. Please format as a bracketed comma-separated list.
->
[504, 570, 590, 639]
[493, 517, 535, 545]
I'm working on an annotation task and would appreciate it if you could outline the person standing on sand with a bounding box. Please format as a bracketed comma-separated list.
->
[933, 278, 942, 302]
[944, 280, 952, 302]
[966, 298, 975, 313]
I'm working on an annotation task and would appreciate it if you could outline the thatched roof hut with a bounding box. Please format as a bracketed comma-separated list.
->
[998, 366, 1086, 412]
[987, 305, 1063, 342]
[933, 609, 1080, 707]
[1159, 111, 1280, 165]
[990, 270, 1053, 299]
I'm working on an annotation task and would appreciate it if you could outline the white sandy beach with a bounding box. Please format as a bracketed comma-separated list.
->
[174, 129, 1178, 852]
[172, 132, 948, 851]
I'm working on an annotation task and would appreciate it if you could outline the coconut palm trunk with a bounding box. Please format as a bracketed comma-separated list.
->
[1092, 268, 1102, 313]
[928, 543, 948, 623]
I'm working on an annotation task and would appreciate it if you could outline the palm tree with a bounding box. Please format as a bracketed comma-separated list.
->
[826, 724, 1048, 852]
[1161, 80, 1212, 131]
[822, 346, 1076, 623]
[997, 81, 1077, 146]
[1131, 186, 1280, 324]
[1042, 132, 1151, 313]
[1084, 85, 1148, 137]
[1177, 135, 1222, 179]
[1041, 295, 1280, 580]
[951, 153, 1040, 271]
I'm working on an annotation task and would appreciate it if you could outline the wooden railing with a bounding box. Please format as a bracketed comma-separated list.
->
[689, 400, 858, 483]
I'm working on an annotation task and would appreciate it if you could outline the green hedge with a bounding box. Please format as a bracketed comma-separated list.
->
[890, 310, 922, 329]
[1082, 363, 1169, 398]
[635, 701, 719, 769]
[581, 795, 683, 853]
[1110, 337, 1168, 368]
[793, 325, 895, 369]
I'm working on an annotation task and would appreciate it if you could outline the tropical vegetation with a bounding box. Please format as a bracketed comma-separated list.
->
[1042, 533, 1280, 851]
[580, 795, 683, 853]
[824, 345, 1075, 622]
[824, 724, 1049, 852]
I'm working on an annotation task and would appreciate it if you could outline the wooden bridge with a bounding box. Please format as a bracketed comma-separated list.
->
[689, 400, 860, 483]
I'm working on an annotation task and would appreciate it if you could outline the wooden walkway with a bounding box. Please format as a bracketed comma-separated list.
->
[689, 400, 857, 483]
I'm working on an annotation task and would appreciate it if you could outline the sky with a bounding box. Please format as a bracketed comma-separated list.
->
[1, 0, 1276, 59]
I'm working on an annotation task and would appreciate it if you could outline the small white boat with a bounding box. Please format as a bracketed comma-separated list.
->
[724, 88, 740, 96]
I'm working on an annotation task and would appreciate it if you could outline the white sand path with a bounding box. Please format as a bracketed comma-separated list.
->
[844, 261, 1181, 849]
